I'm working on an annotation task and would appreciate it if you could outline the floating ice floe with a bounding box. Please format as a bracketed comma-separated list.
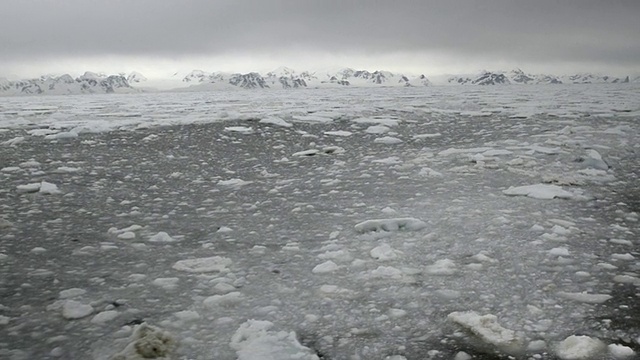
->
[230, 320, 319, 360]
[292, 146, 345, 157]
[45, 130, 79, 140]
[557, 292, 612, 304]
[110, 323, 176, 360]
[16, 181, 61, 194]
[579, 149, 609, 170]
[312, 260, 339, 274]
[62, 300, 93, 320]
[218, 178, 253, 188]
[448, 311, 526, 356]
[2, 136, 25, 146]
[425, 259, 458, 275]
[365, 125, 390, 134]
[354, 218, 427, 233]
[324, 130, 352, 137]
[502, 184, 574, 200]
[370, 244, 401, 261]
[224, 126, 254, 134]
[555, 335, 606, 360]
[172, 256, 232, 273]
[148, 231, 178, 243]
[259, 116, 293, 127]
[374, 136, 403, 144]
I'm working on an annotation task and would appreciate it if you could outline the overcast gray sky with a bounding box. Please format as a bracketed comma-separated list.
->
[1, 0, 639, 79]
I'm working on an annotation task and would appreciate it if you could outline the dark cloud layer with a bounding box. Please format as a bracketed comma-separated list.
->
[1, 0, 639, 72]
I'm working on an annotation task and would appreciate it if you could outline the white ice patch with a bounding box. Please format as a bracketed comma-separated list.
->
[365, 125, 390, 134]
[218, 178, 253, 188]
[312, 260, 339, 274]
[354, 218, 427, 233]
[324, 130, 352, 137]
[203, 292, 244, 308]
[260, 116, 293, 127]
[16, 181, 61, 194]
[148, 232, 178, 243]
[225, 126, 254, 134]
[448, 311, 526, 356]
[370, 244, 401, 261]
[172, 256, 232, 273]
[425, 259, 458, 275]
[438, 147, 494, 157]
[90, 310, 119, 324]
[352, 117, 399, 126]
[62, 300, 93, 320]
[418, 167, 443, 177]
[369, 266, 403, 279]
[555, 335, 606, 360]
[59, 288, 86, 299]
[557, 292, 612, 304]
[230, 320, 319, 360]
[608, 344, 636, 359]
[152, 277, 180, 290]
[109, 323, 176, 360]
[374, 136, 403, 145]
[503, 184, 574, 200]
[2, 136, 25, 146]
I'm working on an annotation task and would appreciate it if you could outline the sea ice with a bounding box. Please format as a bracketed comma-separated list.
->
[62, 300, 93, 320]
[354, 218, 427, 233]
[448, 311, 525, 356]
[230, 320, 319, 360]
[555, 335, 606, 359]
[110, 323, 176, 360]
[172, 256, 232, 273]
[503, 184, 574, 200]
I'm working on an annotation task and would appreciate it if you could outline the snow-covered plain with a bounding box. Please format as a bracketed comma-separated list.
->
[1, 84, 639, 359]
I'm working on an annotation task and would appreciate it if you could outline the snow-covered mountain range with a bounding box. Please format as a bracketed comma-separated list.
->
[0, 68, 637, 96]
[447, 68, 631, 85]
[179, 66, 432, 90]
[0, 72, 136, 96]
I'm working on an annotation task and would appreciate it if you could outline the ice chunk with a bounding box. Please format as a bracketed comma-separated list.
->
[110, 323, 176, 360]
[91, 310, 119, 324]
[39, 181, 61, 194]
[555, 335, 606, 359]
[365, 125, 390, 134]
[370, 266, 403, 279]
[148, 232, 177, 243]
[354, 218, 427, 233]
[608, 344, 636, 359]
[203, 292, 244, 308]
[426, 259, 458, 275]
[374, 136, 403, 144]
[557, 292, 612, 304]
[218, 178, 252, 187]
[225, 126, 253, 134]
[172, 256, 232, 273]
[152, 277, 180, 290]
[260, 116, 292, 127]
[503, 184, 574, 200]
[2, 136, 25, 146]
[312, 260, 339, 274]
[59, 288, 86, 299]
[324, 130, 352, 137]
[448, 311, 525, 356]
[62, 300, 93, 320]
[370, 244, 400, 261]
[230, 320, 319, 360]
[16, 182, 42, 193]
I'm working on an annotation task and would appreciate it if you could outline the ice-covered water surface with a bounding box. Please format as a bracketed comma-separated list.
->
[0, 85, 639, 359]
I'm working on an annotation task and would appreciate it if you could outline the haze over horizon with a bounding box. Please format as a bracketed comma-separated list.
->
[1, 0, 639, 80]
